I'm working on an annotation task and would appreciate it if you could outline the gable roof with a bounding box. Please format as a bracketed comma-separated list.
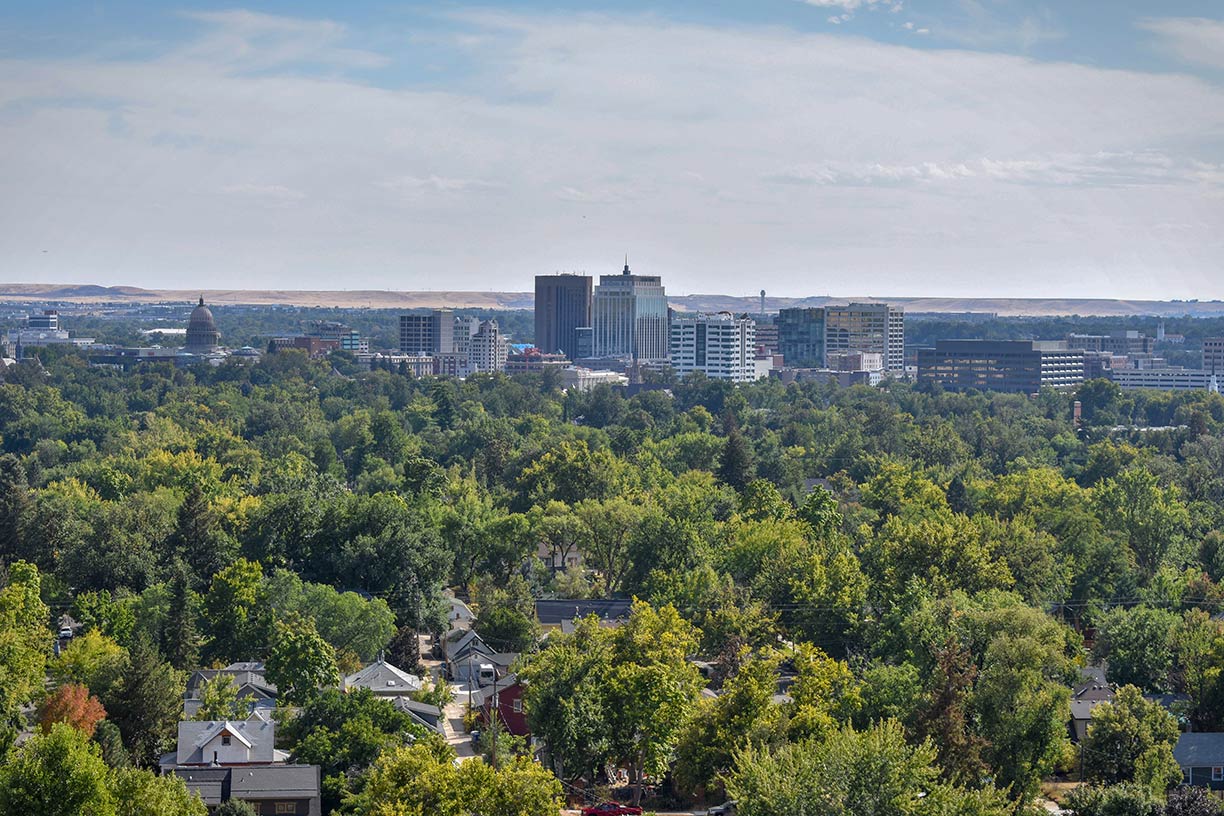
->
[230, 764, 321, 799]
[444, 630, 490, 660]
[171, 765, 320, 805]
[535, 599, 633, 627]
[186, 668, 277, 698]
[343, 659, 423, 694]
[174, 720, 279, 766]
[1175, 733, 1224, 767]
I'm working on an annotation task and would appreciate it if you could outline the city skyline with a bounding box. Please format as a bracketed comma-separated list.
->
[1, 2, 1222, 299]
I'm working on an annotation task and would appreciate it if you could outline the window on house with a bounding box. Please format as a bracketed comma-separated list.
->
[275, 803, 295, 814]
[512, 699, 522, 713]
[1213, 767, 1223, 782]
[221, 735, 231, 746]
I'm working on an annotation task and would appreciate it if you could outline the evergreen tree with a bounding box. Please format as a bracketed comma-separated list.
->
[718, 425, 755, 491]
[0, 455, 32, 566]
[386, 625, 421, 673]
[164, 561, 201, 670]
[105, 634, 184, 767]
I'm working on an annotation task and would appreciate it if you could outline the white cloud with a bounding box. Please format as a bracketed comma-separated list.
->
[767, 153, 1215, 188]
[221, 183, 306, 202]
[0, 10, 1222, 298]
[377, 175, 504, 195]
[801, 0, 888, 9]
[1140, 17, 1224, 71]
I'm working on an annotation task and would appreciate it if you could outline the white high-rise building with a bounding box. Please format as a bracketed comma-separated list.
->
[468, 319, 508, 373]
[452, 315, 481, 356]
[669, 312, 757, 382]
[591, 262, 669, 363]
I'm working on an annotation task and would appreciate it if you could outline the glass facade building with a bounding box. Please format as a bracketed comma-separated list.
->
[591, 263, 669, 363]
[917, 340, 1085, 393]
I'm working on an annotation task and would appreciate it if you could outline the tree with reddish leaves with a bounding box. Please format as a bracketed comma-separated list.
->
[38, 682, 107, 739]
[915, 635, 987, 787]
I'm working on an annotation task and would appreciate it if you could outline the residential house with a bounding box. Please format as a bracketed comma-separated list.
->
[535, 599, 633, 634]
[475, 674, 530, 738]
[393, 698, 446, 736]
[1175, 733, 1224, 790]
[445, 595, 475, 630]
[184, 662, 278, 719]
[442, 630, 517, 686]
[161, 720, 322, 816]
[1070, 666, 1114, 742]
[343, 658, 423, 698]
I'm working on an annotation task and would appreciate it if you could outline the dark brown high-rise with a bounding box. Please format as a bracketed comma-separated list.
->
[534, 274, 592, 356]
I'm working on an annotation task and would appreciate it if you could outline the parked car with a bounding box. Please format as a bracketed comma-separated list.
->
[708, 802, 738, 815]
[580, 804, 643, 816]
[57, 626, 73, 640]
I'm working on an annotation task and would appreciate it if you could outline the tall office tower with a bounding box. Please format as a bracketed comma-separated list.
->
[452, 315, 481, 356]
[591, 262, 669, 363]
[824, 303, 905, 372]
[468, 320, 508, 373]
[670, 312, 757, 382]
[1204, 338, 1224, 373]
[399, 309, 454, 355]
[776, 308, 826, 367]
[535, 274, 592, 356]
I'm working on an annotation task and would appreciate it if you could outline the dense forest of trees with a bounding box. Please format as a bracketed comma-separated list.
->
[3, 343, 1224, 814]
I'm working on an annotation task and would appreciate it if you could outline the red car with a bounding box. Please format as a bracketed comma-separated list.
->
[580, 804, 644, 816]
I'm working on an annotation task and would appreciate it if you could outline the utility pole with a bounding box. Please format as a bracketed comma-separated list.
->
[491, 678, 499, 770]
[467, 651, 473, 712]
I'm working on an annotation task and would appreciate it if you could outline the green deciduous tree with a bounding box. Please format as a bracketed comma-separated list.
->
[1063, 784, 1162, 816]
[1083, 685, 1181, 792]
[1093, 605, 1180, 692]
[0, 722, 116, 816]
[110, 767, 208, 816]
[265, 613, 339, 705]
[726, 720, 1010, 816]
[192, 673, 247, 721]
[0, 560, 53, 751]
[348, 741, 562, 816]
[202, 558, 269, 665]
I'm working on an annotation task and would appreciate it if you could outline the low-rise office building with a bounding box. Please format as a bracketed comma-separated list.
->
[1110, 367, 1221, 392]
[917, 340, 1085, 393]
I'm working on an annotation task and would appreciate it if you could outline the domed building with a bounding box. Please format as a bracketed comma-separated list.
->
[184, 297, 221, 354]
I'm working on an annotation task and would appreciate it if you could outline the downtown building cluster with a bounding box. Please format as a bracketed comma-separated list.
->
[531, 263, 908, 385]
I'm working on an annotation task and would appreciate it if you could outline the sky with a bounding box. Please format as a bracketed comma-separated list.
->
[1, 1, 1222, 299]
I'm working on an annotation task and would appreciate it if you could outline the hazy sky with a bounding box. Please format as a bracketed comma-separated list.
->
[1, 1, 1222, 299]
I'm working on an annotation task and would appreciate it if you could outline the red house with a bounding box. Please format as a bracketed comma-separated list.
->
[478, 674, 529, 737]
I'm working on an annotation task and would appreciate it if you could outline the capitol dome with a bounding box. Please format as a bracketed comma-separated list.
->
[185, 296, 220, 353]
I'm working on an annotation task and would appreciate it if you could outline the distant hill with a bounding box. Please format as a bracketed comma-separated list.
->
[1, 283, 1222, 317]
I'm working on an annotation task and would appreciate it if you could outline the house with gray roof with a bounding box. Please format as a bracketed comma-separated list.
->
[184, 663, 278, 719]
[162, 720, 287, 768]
[162, 720, 321, 815]
[1069, 666, 1114, 742]
[536, 599, 632, 631]
[393, 697, 446, 735]
[343, 658, 423, 698]
[1175, 732, 1224, 790]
